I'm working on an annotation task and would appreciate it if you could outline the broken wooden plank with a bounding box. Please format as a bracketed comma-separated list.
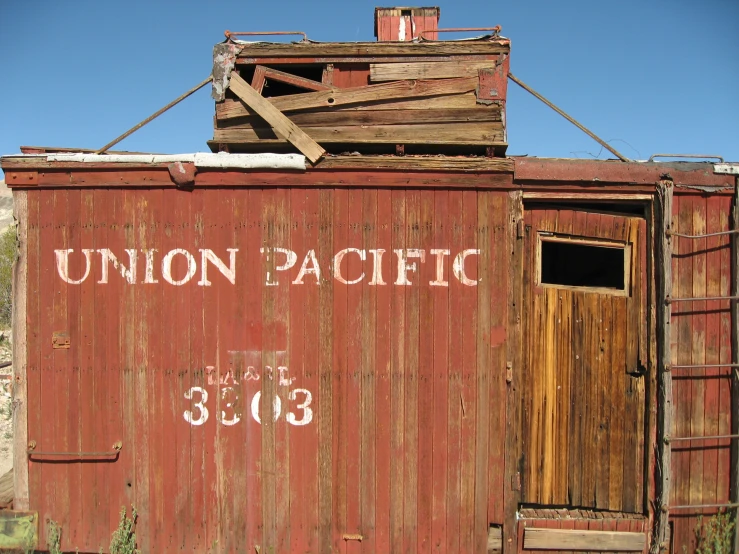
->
[251, 65, 267, 94]
[227, 71, 325, 163]
[258, 66, 336, 91]
[216, 107, 502, 129]
[370, 60, 497, 82]
[523, 528, 647, 551]
[213, 121, 505, 145]
[220, 76, 478, 118]
[216, 92, 479, 119]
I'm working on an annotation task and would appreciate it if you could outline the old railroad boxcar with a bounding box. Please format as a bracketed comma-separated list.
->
[1, 6, 738, 553]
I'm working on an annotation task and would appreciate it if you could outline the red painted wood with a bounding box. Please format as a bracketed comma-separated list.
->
[26, 169, 739, 553]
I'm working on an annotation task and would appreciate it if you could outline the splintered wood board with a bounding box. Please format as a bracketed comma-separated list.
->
[228, 71, 325, 163]
[219, 76, 477, 118]
[216, 108, 502, 129]
[213, 121, 505, 145]
[215, 92, 479, 119]
[370, 60, 497, 82]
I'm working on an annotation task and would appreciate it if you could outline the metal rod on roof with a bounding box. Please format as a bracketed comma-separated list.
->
[507, 72, 630, 163]
[95, 76, 213, 155]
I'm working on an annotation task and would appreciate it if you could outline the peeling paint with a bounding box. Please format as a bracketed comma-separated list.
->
[211, 42, 245, 101]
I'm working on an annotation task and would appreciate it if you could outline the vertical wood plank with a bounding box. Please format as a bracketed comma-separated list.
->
[459, 190, 478, 550]
[317, 188, 334, 553]
[402, 189, 420, 554]
[332, 188, 349, 554]
[360, 189, 378, 554]
[12, 190, 29, 511]
[389, 189, 406, 552]
[475, 191, 492, 551]
[431, 189, 449, 552]
[374, 188, 392, 554]
[417, 189, 434, 551]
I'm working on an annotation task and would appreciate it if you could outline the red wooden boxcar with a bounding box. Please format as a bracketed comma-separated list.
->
[1, 7, 738, 554]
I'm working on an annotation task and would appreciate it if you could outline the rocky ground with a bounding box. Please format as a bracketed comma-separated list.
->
[0, 330, 12, 477]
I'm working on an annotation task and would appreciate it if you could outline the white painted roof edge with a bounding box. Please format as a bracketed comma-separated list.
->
[4, 152, 307, 171]
[714, 163, 739, 175]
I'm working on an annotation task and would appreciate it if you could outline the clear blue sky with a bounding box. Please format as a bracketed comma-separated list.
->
[1, 0, 737, 177]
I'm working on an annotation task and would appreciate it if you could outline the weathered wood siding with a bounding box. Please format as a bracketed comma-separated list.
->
[521, 207, 647, 513]
[23, 185, 511, 553]
[668, 191, 734, 552]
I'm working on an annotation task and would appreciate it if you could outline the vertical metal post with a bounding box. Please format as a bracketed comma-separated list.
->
[731, 178, 739, 554]
[653, 180, 673, 553]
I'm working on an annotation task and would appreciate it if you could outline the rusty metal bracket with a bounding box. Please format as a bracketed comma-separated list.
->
[51, 332, 70, 349]
[225, 30, 308, 42]
[649, 153, 724, 163]
[27, 440, 122, 458]
[419, 26, 501, 40]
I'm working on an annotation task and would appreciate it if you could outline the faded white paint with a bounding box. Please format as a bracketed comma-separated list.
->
[261, 247, 297, 286]
[251, 392, 282, 424]
[333, 248, 366, 285]
[198, 248, 238, 286]
[394, 249, 426, 285]
[183, 387, 209, 426]
[398, 16, 406, 41]
[98, 248, 137, 284]
[429, 249, 450, 286]
[161, 248, 197, 285]
[15, 152, 307, 170]
[286, 389, 313, 426]
[55, 249, 94, 284]
[453, 249, 480, 285]
[292, 249, 321, 285]
[55, 246, 481, 286]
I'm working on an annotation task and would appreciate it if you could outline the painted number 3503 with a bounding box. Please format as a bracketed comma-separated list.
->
[183, 387, 313, 427]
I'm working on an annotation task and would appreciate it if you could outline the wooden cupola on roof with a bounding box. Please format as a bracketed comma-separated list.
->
[210, 7, 509, 161]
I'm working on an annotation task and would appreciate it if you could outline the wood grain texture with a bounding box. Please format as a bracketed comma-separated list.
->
[228, 71, 325, 163]
[523, 528, 646, 551]
[212, 121, 505, 145]
[11, 191, 28, 511]
[221, 76, 478, 116]
[215, 92, 479, 119]
[216, 107, 502, 129]
[370, 60, 497, 82]
[522, 207, 646, 512]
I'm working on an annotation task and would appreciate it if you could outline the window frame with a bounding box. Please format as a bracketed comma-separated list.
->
[535, 232, 632, 297]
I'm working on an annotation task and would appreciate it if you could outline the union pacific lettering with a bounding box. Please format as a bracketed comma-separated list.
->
[54, 247, 480, 287]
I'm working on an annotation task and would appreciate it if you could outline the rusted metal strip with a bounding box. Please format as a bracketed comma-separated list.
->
[225, 30, 308, 42]
[507, 73, 630, 163]
[668, 229, 739, 238]
[667, 295, 739, 303]
[27, 440, 122, 458]
[649, 153, 724, 163]
[667, 363, 739, 370]
[96, 76, 212, 154]
[419, 26, 502, 40]
[668, 502, 739, 510]
[665, 434, 739, 442]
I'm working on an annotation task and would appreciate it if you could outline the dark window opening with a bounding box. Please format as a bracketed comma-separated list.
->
[540, 239, 626, 291]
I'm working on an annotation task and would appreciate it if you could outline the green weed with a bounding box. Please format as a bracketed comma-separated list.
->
[695, 509, 736, 554]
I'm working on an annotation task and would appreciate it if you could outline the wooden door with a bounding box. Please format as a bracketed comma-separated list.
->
[521, 206, 647, 513]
